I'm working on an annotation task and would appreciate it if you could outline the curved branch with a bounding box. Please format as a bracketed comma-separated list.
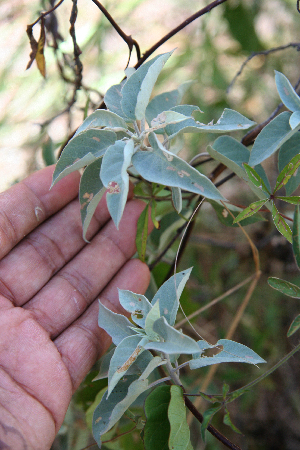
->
[134, 0, 228, 69]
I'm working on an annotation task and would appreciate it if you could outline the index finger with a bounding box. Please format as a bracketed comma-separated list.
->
[0, 166, 80, 260]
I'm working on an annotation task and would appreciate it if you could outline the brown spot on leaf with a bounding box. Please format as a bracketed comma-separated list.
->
[117, 347, 142, 373]
[194, 183, 204, 192]
[93, 136, 101, 142]
[108, 181, 121, 194]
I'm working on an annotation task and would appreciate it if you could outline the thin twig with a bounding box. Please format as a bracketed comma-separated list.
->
[27, 0, 65, 28]
[90, 0, 140, 66]
[134, 0, 228, 69]
[228, 42, 300, 93]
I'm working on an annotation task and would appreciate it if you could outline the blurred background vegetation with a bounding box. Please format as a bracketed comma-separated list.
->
[2, 0, 300, 449]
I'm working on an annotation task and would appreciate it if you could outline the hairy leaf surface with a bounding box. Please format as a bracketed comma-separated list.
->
[275, 71, 300, 113]
[98, 300, 136, 345]
[168, 386, 193, 450]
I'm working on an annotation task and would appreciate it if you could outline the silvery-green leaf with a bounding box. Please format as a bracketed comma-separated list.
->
[207, 136, 249, 179]
[275, 71, 300, 113]
[290, 111, 300, 129]
[118, 289, 152, 328]
[170, 104, 201, 116]
[52, 129, 117, 186]
[145, 317, 200, 354]
[107, 335, 146, 397]
[152, 267, 192, 326]
[278, 133, 300, 195]
[93, 356, 164, 445]
[75, 110, 128, 136]
[171, 187, 182, 213]
[166, 109, 255, 140]
[79, 158, 106, 242]
[169, 133, 185, 155]
[145, 80, 193, 125]
[93, 347, 115, 381]
[151, 110, 192, 130]
[133, 133, 225, 200]
[92, 375, 139, 446]
[98, 300, 136, 345]
[121, 51, 174, 120]
[104, 81, 132, 122]
[100, 139, 135, 228]
[145, 300, 161, 341]
[189, 339, 266, 370]
[249, 112, 300, 166]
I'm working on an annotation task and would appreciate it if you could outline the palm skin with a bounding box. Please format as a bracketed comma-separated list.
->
[0, 166, 151, 449]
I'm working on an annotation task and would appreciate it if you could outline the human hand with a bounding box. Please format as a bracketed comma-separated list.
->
[0, 166, 151, 450]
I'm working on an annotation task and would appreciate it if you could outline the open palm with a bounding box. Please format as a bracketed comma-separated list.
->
[0, 166, 150, 450]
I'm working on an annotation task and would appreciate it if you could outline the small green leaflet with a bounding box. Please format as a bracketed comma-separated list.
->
[276, 196, 300, 205]
[287, 314, 300, 337]
[275, 71, 300, 113]
[201, 405, 221, 441]
[274, 154, 300, 193]
[136, 203, 150, 262]
[233, 199, 267, 224]
[168, 386, 193, 450]
[268, 277, 300, 298]
[271, 204, 292, 243]
[278, 133, 300, 195]
[243, 164, 270, 195]
[143, 386, 171, 450]
[293, 206, 300, 269]
[223, 407, 242, 434]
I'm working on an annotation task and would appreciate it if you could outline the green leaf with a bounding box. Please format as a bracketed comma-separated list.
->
[207, 136, 249, 179]
[271, 204, 292, 243]
[268, 277, 300, 298]
[42, 136, 56, 166]
[151, 200, 160, 228]
[249, 112, 300, 166]
[75, 110, 128, 136]
[276, 196, 300, 205]
[274, 154, 300, 193]
[107, 335, 146, 397]
[132, 133, 225, 201]
[118, 289, 152, 329]
[165, 109, 255, 140]
[100, 139, 135, 228]
[223, 408, 242, 434]
[143, 386, 171, 450]
[52, 129, 117, 186]
[278, 133, 300, 195]
[79, 158, 106, 242]
[275, 71, 300, 113]
[189, 339, 266, 370]
[209, 200, 265, 227]
[145, 80, 194, 126]
[121, 51, 174, 120]
[168, 386, 193, 450]
[136, 203, 150, 262]
[293, 206, 300, 269]
[152, 268, 192, 326]
[233, 199, 267, 224]
[171, 187, 182, 213]
[201, 406, 221, 442]
[145, 316, 200, 354]
[98, 300, 136, 345]
[243, 164, 270, 195]
[287, 314, 300, 337]
[93, 348, 115, 381]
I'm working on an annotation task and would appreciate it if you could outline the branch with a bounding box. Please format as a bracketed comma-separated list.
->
[90, 0, 141, 66]
[134, 0, 228, 69]
[227, 42, 300, 93]
[27, 0, 65, 28]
